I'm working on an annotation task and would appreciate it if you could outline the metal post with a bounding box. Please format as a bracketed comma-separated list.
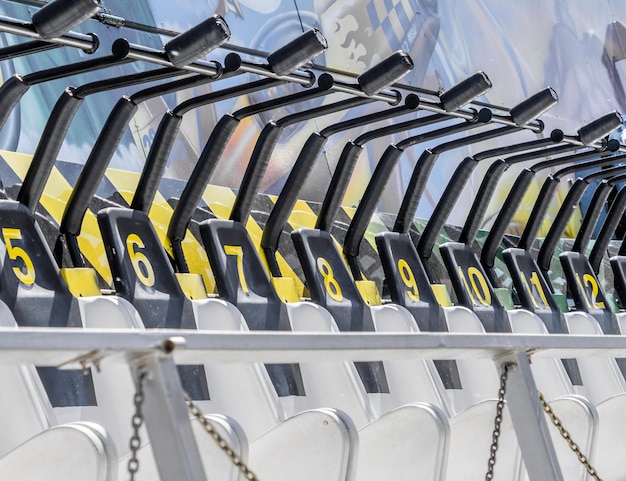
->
[499, 351, 564, 481]
[128, 350, 207, 481]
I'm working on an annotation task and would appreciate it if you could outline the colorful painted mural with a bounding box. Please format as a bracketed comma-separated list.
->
[0, 0, 625, 297]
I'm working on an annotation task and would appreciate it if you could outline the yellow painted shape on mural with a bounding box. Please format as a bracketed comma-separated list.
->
[510, 179, 541, 236]
[286, 199, 318, 230]
[104, 168, 139, 205]
[202, 184, 237, 218]
[105, 167, 171, 250]
[181, 233, 217, 294]
[1, 151, 113, 283]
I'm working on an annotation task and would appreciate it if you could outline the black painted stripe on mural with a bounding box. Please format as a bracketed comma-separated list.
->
[0, 154, 23, 194]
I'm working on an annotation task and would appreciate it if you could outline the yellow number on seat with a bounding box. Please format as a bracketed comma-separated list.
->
[582, 273, 605, 309]
[520, 271, 549, 309]
[467, 267, 491, 306]
[224, 245, 249, 293]
[316, 257, 343, 302]
[2, 228, 35, 285]
[457, 265, 491, 306]
[397, 258, 419, 301]
[126, 233, 155, 287]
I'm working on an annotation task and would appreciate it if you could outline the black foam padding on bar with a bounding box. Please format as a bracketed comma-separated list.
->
[418, 156, 479, 259]
[572, 181, 612, 254]
[61, 98, 138, 236]
[267, 28, 327, 76]
[481, 168, 535, 268]
[132, 112, 183, 212]
[0, 76, 29, 132]
[19, 89, 83, 211]
[459, 159, 508, 245]
[262, 132, 327, 275]
[577, 111, 623, 145]
[344, 145, 403, 258]
[591, 185, 626, 272]
[393, 149, 437, 234]
[164, 15, 230, 68]
[32, 0, 100, 39]
[537, 179, 589, 272]
[316, 142, 363, 232]
[392, 110, 495, 234]
[168, 114, 240, 241]
[230, 122, 283, 224]
[517, 176, 560, 251]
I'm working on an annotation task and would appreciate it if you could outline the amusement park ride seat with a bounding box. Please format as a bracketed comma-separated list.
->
[4, 2, 626, 480]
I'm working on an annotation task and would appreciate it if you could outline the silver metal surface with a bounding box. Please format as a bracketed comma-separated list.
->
[128, 353, 208, 481]
[0, 327, 626, 366]
[0, 15, 96, 50]
[499, 351, 564, 481]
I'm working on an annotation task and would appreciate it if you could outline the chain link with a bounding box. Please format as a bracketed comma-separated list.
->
[128, 370, 146, 481]
[484, 361, 603, 481]
[184, 392, 260, 481]
[485, 362, 513, 481]
[539, 392, 603, 481]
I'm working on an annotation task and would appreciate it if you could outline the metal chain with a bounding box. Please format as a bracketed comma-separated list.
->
[128, 370, 146, 481]
[184, 392, 260, 481]
[539, 392, 603, 481]
[485, 362, 513, 481]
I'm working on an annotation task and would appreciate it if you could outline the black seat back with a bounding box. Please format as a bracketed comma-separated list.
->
[199, 218, 305, 396]
[0, 200, 95, 407]
[503, 247, 564, 332]
[376, 231, 444, 330]
[375, 231, 461, 388]
[503, 247, 582, 385]
[560, 251, 618, 334]
[98, 207, 193, 329]
[98, 207, 210, 399]
[292, 227, 389, 394]
[439, 241, 510, 332]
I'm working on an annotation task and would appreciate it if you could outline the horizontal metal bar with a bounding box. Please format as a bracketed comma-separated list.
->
[0, 327, 626, 367]
[402, 98, 477, 121]
[110, 44, 317, 86]
[0, 15, 97, 52]
[0, 11, 624, 142]
[236, 59, 315, 86]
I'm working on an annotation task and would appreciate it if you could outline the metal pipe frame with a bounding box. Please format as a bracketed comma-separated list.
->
[7, 326, 626, 481]
[479, 142, 621, 271]
[0, 7, 620, 161]
[537, 161, 626, 272]
[0, 14, 98, 52]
